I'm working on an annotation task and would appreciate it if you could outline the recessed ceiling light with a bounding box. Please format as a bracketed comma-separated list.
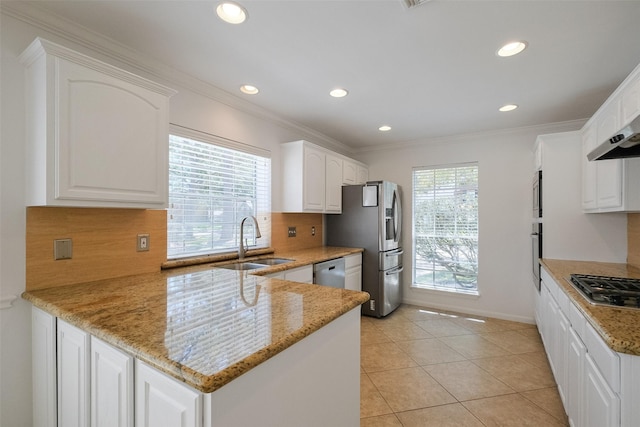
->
[499, 104, 518, 112]
[497, 41, 527, 57]
[240, 84, 259, 95]
[329, 88, 348, 98]
[379, 125, 392, 132]
[216, 1, 248, 24]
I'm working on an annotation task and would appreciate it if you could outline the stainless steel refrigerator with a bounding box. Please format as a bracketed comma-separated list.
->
[326, 181, 403, 317]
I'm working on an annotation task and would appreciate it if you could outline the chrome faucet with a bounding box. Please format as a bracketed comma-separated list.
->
[238, 216, 262, 259]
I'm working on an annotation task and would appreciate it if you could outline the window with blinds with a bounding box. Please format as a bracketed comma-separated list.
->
[412, 163, 478, 294]
[168, 128, 271, 259]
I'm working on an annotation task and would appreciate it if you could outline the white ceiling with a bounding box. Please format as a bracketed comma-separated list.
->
[11, 0, 640, 150]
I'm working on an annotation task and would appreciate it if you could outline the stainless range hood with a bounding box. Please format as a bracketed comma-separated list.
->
[587, 115, 640, 161]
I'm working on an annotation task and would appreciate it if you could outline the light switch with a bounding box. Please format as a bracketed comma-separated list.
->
[54, 238, 72, 260]
[137, 234, 150, 252]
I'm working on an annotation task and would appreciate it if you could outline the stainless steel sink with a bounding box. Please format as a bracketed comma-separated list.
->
[253, 258, 294, 266]
[216, 262, 265, 271]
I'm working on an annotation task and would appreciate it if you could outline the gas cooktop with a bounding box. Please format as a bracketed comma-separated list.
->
[569, 274, 640, 309]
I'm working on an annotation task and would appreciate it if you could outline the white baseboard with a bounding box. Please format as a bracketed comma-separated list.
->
[400, 297, 536, 325]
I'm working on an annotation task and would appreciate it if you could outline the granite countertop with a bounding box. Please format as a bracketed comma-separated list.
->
[23, 246, 369, 393]
[541, 258, 640, 356]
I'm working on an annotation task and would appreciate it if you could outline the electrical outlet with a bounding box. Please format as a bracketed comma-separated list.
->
[311, 226, 316, 236]
[288, 227, 297, 237]
[137, 234, 150, 252]
[54, 238, 72, 260]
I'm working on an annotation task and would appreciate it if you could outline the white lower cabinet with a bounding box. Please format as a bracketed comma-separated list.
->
[584, 353, 620, 427]
[284, 265, 313, 283]
[32, 305, 361, 427]
[344, 253, 362, 292]
[91, 337, 134, 427]
[32, 307, 57, 427]
[539, 267, 640, 427]
[266, 265, 313, 283]
[567, 327, 585, 427]
[135, 360, 202, 427]
[57, 320, 90, 427]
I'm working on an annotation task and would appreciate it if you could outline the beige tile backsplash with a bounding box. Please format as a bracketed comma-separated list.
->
[271, 212, 323, 253]
[26, 207, 166, 291]
[25, 208, 640, 291]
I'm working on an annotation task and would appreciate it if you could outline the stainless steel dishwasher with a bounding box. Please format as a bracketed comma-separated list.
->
[313, 258, 345, 289]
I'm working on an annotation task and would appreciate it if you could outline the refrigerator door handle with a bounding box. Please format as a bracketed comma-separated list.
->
[385, 266, 404, 275]
[385, 249, 404, 257]
[393, 188, 402, 243]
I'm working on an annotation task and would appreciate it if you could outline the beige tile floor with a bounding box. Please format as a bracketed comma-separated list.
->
[360, 304, 569, 426]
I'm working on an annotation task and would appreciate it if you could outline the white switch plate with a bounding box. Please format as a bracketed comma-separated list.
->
[137, 234, 150, 252]
[54, 238, 72, 260]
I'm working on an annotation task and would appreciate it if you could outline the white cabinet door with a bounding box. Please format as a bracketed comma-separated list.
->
[91, 337, 134, 427]
[284, 265, 313, 284]
[342, 160, 357, 185]
[621, 76, 640, 126]
[584, 353, 620, 427]
[32, 307, 57, 427]
[303, 145, 326, 212]
[344, 253, 362, 292]
[556, 309, 570, 406]
[325, 154, 343, 213]
[595, 100, 623, 210]
[135, 360, 202, 427]
[20, 38, 175, 208]
[567, 326, 585, 427]
[57, 319, 91, 427]
[56, 59, 170, 206]
[356, 165, 369, 184]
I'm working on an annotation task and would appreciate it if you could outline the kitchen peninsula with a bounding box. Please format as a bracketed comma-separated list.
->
[23, 254, 369, 427]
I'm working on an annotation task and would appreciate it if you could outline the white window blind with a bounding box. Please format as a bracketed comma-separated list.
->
[168, 128, 271, 259]
[412, 163, 478, 294]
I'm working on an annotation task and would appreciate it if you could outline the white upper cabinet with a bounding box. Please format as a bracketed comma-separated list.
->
[342, 160, 357, 185]
[594, 100, 623, 210]
[356, 164, 369, 185]
[19, 38, 176, 208]
[302, 144, 326, 211]
[622, 76, 640, 126]
[325, 154, 343, 213]
[281, 140, 368, 213]
[582, 62, 640, 213]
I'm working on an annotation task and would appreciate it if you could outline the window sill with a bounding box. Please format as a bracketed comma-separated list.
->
[410, 285, 480, 299]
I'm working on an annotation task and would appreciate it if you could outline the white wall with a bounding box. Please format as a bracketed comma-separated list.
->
[356, 124, 600, 324]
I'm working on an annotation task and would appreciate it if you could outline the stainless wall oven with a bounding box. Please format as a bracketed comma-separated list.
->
[531, 222, 542, 291]
[531, 170, 543, 291]
[533, 170, 542, 218]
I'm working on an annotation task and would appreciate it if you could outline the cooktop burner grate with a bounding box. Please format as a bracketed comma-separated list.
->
[569, 274, 640, 309]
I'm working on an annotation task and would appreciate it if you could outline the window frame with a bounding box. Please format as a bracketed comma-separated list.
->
[411, 162, 479, 296]
[167, 124, 271, 260]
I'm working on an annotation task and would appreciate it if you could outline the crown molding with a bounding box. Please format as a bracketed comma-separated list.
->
[1, 2, 354, 155]
[352, 119, 588, 154]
